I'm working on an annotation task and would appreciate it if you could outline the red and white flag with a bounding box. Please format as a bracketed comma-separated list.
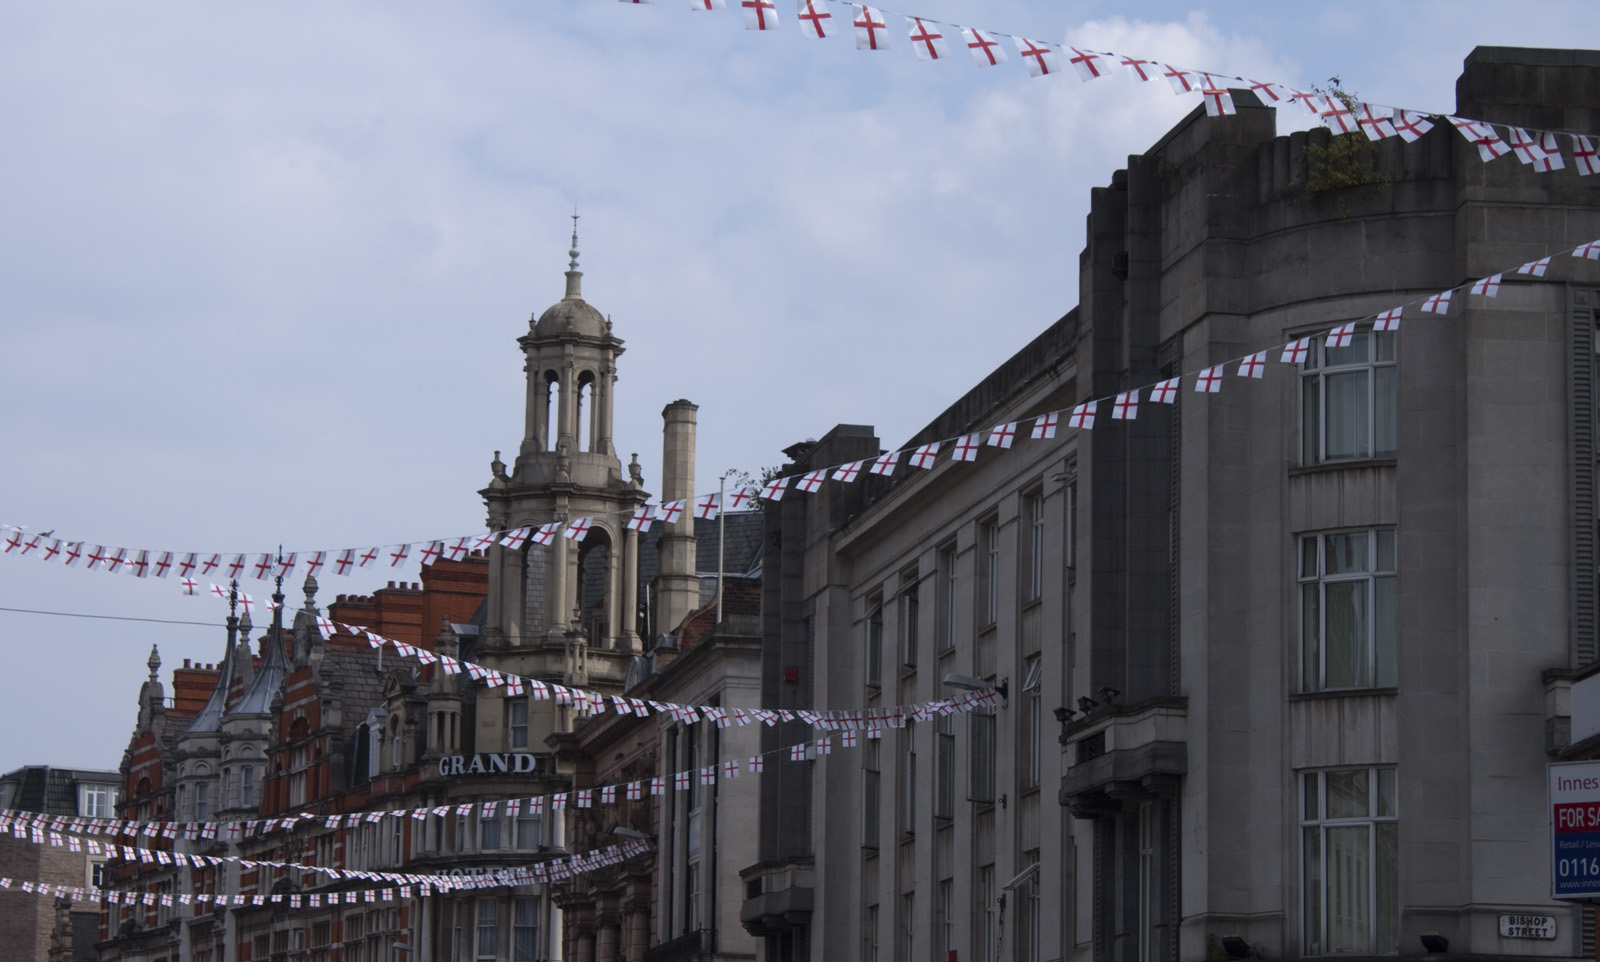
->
[910, 442, 939, 469]
[1327, 322, 1356, 348]
[62, 542, 83, 567]
[1320, 98, 1358, 134]
[1391, 110, 1434, 143]
[832, 461, 863, 483]
[251, 553, 274, 579]
[1286, 88, 1326, 114]
[1149, 378, 1179, 404]
[446, 537, 471, 561]
[276, 552, 298, 578]
[1518, 256, 1551, 277]
[1507, 128, 1563, 171]
[1201, 86, 1236, 117]
[1421, 289, 1453, 314]
[727, 486, 758, 510]
[1237, 352, 1266, 379]
[1162, 64, 1196, 94]
[741, 0, 779, 29]
[796, 470, 827, 493]
[420, 541, 444, 565]
[789, 743, 807, 761]
[1281, 337, 1311, 364]
[959, 27, 1007, 66]
[1121, 56, 1157, 82]
[201, 552, 222, 576]
[851, 4, 889, 49]
[387, 544, 410, 568]
[1013, 37, 1060, 77]
[747, 755, 765, 774]
[1355, 103, 1396, 140]
[689, 0, 726, 7]
[1066, 47, 1106, 81]
[1448, 116, 1510, 162]
[1246, 78, 1289, 103]
[564, 517, 592, 542]
[627, 505, 655, 532]
[869, 451, 899, 476]
[130, 550, 150, 578]
[761, 476, 789, 501]
[532, 523, 561, 546]
[723, 759, 741, 779]
[1574, 136, 1600, 176]
[796, 0, 835, 37]
[951, 434, 981, 462]
[1470, 274, 1502, 298]
[1373, 308, 1402, 332]
[986, 422, 1017, 448]
[1110, 392, 1138, 421]
[181, 578, 199, 596]
[658, 500, 687, 524]
[1576, 239, 1600, 261]
[1194, 366, 1224, 393]
[694, 493, 720, 519]
[1031, 412, 1059, 440]
[499, 527, 531, 550]
[304, 551, 325, 577]
[905, 17, 947, 60]
[1067, 401, 1098, 430]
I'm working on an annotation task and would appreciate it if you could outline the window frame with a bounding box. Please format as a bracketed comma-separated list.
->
[969, 710, 996, 804]
[866, 593, 885, 689]
[1023, 490, 1045, 603]
[900, 568, 920, 670]
[1299, 529, 1397, 692]
[938, 543, 958, 653]
[978, 520, 999, 627]
[1300, 330, 1397, 465]
[1300, 767, 1399, 956]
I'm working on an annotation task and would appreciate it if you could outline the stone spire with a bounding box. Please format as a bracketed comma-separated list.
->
[146, 645, 160, 683]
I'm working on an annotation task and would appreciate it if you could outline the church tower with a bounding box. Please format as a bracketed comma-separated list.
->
[478, 220, 651, 750]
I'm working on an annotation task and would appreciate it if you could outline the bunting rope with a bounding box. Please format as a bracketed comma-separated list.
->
[615, 0, 1600, 153]
[4, 239, 1597, 579]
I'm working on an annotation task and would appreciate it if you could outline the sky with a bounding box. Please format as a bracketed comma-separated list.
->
[0, 0, 1593, 775]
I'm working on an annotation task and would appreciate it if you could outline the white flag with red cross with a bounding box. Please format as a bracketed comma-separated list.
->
[1067, 401, 1097, 430]
[1111, 392, 1138, 421]
[910, 442, 939, 469]
[741, 0, 779, 29]
[1373, 308, 1402, 332]
[905, 17, 947, 60]
[1149, 378, 1179, 404]
[1448, 116, 1510, 162]
[987, 422, 1017, 448]
[1575, 136, 1600, 176]
[832, 461, 863, 483]
[796, 0, 835, 37]
[852, 5, 890, 50]
[1237, 352, 1266, 379]
[959, 27, 1007, 66]
[694, 493, 720, 519]
[1013, 37, 1060, 77]
[952, 434, 981, 462]
[1421, 290, 1453, 314]
[1391, 110, 1434, 143]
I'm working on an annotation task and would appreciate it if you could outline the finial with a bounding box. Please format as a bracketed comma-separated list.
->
[273, 546, 286, 608]
[147, 645, 161, 681]
[228, 579, 239, 620]
[240, 609, 253, 636]
[302, 571, 318, 608]
[569, 207, 580, 272]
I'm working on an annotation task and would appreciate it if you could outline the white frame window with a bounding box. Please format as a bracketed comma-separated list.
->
[979, 520, 999, 626]
[939, 543, 958, 652]
[513, 897, 539, 962]
[79, 784, 118, 818]
[1020, 655, 1042, 790]
[900, 569, 920, 670]
[866, 593, 885, 689]
[1024, 491, 1045, 602]
[1301, 768, 1399, 956]
[1300, 530, 1397, 691]
[1301, 330, 1397, 464]
[476, 899, 499, 961]
[509, 699, 529, 750]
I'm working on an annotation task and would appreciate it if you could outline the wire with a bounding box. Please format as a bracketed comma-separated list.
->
[0, 605, 218, 628]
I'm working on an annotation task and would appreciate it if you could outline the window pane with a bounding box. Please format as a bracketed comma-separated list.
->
[1375, 530, 1396, 572]
[1376, 822, 1399, 953]
[1374, 576, 1397, 688]
[1304, 773, 1319, 821]
[1375, 331, 1396, 362]
[1377, 769, 1397, 818]
[1325, 371, 1371, 460]
[1325, 533, 1369, 574]
[1374, 366, 1397, 457]
[1302, 584, 1321, 692]
[1324, 581, 1368, 688]
[1326, 770, 1369, 819]
[1325, 825, 1371, 953]
[1303, 827, 1322, 956]
[1303, 376, 1321, 464]
[1300, 537, 1319, 579]
[1327, 331, 1369, 367]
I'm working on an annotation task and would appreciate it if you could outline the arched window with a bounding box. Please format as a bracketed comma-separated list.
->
[577, 371, 595, 452]
[543, 371, 559, 451]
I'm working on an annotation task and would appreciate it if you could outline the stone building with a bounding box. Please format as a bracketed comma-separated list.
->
[747, 46, 1600, 962]
[0, 764, 123, 962]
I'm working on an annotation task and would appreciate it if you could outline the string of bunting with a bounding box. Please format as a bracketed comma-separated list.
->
[3, 239, 1597, 576]
[0, 836, 650, 908]
[617, 0, 1600, 165]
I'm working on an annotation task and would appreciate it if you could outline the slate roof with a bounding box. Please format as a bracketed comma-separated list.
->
[0, 765, 120, 816]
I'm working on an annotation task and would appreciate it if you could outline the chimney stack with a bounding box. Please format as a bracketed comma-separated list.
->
[657, 399, 699, 637]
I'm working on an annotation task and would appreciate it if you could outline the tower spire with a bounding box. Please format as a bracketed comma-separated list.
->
[564, 207, 583, 300]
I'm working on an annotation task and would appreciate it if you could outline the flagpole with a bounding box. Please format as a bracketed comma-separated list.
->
[717, 472, 728, 624]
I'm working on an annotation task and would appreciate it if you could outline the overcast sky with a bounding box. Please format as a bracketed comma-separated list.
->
[0, 1, 1592, 775]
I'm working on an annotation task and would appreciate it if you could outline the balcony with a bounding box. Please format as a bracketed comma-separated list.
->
[644, 928, 716, 962]
[738, 858, 814, 938]
[1059, 696, 1187, 816]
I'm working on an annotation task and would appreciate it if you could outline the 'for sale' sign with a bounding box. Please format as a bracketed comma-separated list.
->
[1550, 761, 1600, 899]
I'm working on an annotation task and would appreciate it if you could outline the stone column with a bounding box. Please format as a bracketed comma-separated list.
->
[598, 363, 616, 457]
[550, 510, 570, 636]
[558, 357, 576, 453]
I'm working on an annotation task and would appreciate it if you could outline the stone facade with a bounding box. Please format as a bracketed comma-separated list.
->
[746, 46, 1600, 962]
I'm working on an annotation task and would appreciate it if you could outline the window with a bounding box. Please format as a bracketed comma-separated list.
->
[939, 879, 954, 955]
[194, 781, 210, 822]
[900, 722, 917, 835]
[900, 892, 915, 962]
[1300, 530, 1397, 691]
[1301, 330, 1396, 464]
[477, 899, 500, 960]
[978, 520, 999, 626]
[1020, 656, 1042, 790]
[510, 700, 529, 750]
[391, 816, 403, 864]
[1302, 768, 1398, 956]
[1024, 491, 1045, 602]
[938, 544, 958, 652]
[686, 862, 701, 932]
[863, 741, 881, 850]
[975, 865, 996, 962]
[866, 594, 884, 688]
[480, 813, 501, 851]
[90, 860, 107, 889]
[513, 898, 539, 961]
[1018, 852, 1041, 962]
[866, 905, 879, 962]
[900, 570, 920, 669]
[933, 714, 955, 819]
[516, 812, 542, 850]
[242, 765, 256, 807]
[970, 710, 996, 804]
[80, 785, 117, 818]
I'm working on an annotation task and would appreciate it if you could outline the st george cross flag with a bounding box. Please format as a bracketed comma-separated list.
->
[952, 434, 981, 462]
[1373, 308, 1402, 332]
[626, 781, 642, 801]
[796, 0, 835, 37]
[1194, 366, 1224, 393]
[694, 493, 720, 520]
[689, 0, 726, 7]
[1327, 322, 1356, 348]
[960, 26, 1008, 66]
[1066, 47, 1106, 82]
[1507, 128, 1563, 171]
[987, 422, 1017, 449]
[852, 5, 889, 50]
[1577, 239, 1600, 261]
[796, 469, 827, 493]
[1237, 352, 1267, 379]
[905, 17, 947, 60]
[789, 743, 808, 761]
[727, 485, 757, 510]
[1574, 136, 1600, 176]
[747, 755, 765, 774]
[1470, 275, 1502, 298]
[675, 771, 691, 792]
[1031, 412, 1059, 440]
[1067, 401, 1098, 430]
[910, 442, 939, 469]
[1281, 337, 1311, 364]
[833, 461, 863, 483]
[1122, 56, 1159, 82]
[1149, 378, 1179, 404]
[499, 527, 531, 550]
[1201, 86, 1236, 117]
[869, 451, 900, 476]
[1355, 103, 1396, 140]
[741, 0, 779, 30]
[723, 759, 740, 779]
[762, 476, 789, 501]
[1013, 37, 1060, 78]
[1391, 110, 1434, 143]
[1421, 289, 1453, 314]
[1448, 116, 1510, 162]
[563, 518, 593, 542]
[1518, 256, 1552, 277]
[1110, 392, 1138, 421]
